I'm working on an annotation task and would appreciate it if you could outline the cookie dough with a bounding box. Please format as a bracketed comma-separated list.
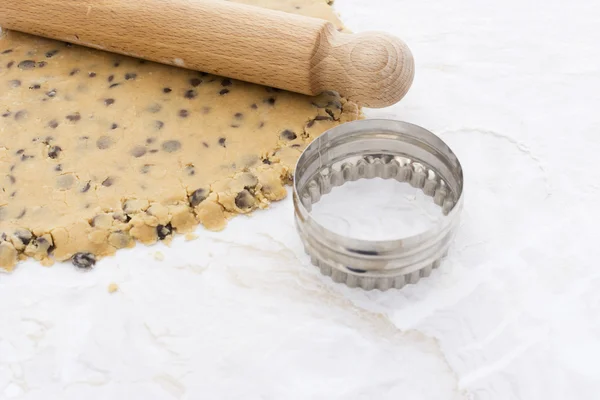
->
[0, 0, 360, 271]
[107, 283, 119, 293]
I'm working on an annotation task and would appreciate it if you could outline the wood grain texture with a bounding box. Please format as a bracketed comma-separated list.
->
[0, 0, 414, 107]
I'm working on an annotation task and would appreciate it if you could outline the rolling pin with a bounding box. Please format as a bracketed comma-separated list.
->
[0, 0, 414, 108]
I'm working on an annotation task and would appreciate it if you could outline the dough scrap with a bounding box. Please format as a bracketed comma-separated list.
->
[0, 0, 360, 271]
[107, 282, 119, 293]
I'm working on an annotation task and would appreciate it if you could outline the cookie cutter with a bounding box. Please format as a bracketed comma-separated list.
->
[293, 119, 464, 290]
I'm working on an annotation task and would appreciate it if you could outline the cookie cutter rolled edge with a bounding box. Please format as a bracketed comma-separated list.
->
[292, 119, 464, 291]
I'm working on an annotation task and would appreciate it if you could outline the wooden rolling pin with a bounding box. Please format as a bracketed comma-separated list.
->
[0, 0, 414, 108]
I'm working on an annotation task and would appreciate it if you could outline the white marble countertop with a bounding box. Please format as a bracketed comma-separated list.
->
[2, 0, 600, 399]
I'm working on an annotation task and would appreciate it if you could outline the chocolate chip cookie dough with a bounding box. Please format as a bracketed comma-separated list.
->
[0, 0, 360, 271]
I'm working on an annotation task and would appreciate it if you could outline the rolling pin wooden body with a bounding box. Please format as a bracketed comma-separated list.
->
[0, 0, 414, 108]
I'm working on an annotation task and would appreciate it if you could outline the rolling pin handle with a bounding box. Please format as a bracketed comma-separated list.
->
[314, 29, 415, 108]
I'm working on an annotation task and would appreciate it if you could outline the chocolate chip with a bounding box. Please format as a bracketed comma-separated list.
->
[48, 145, 62, 159]
[69, 68, 80, 76]
[163, 87, 172, 93]
[219, 88, 230, 95]
[218, 137, 226, 147]
[37, 61, 47, 68]
[16, 149, 24, 155]
[258, 122, 265, 128]
[113, 211, 130, 223]
[179, 109, 189, 118]
[104, 98, 115, 106]
[202, 142, 209, 148]
[18, 60, 36, 70]
[102, 177, 115, 187]
[125, 72, 137, 80]
[262, 158, 272, 165]
[266, 87, 282, 93]
[235, 190, 255, 210]
[190, 78, 202, 87]
[88, 72, 97, 77]
[149, 149, 159, 154]
[156, 223, 173, 240]
[189, 188, 208, 206]
[72, 252, 96, 269]
[130, 146, 147, 157]
[66, 112, 81, 122]
[81, 181, 91, 192]
[14, 229, 32, 246]
[109, 83, 120, 88]
[28, 236, 53, 255]
[234, 112, 243, 120]
[146, 137, 156, 144]
[114, 61, 121, 67]
[1, 49, 13, 54]
[55, 164, 63, 172]
[45, 49, 59, 58]
[30, 84, 41, 90]
[96, 136, 114, 149]
[140, 164, 151, 174]
[315, 115, 332, 121]
[111, 123, 118, 129]
[161, 140, 181, 153]
[184, 89, 197, 99]
[280, 129, 297, 140]
[145, 104, 161, 114]
[230, 124, 240, 128]
[90, 216, 103, 228]
[185, 165, 195, 176]
[265, 97, 276, 105]
[8, 79, 21, 88]
[154, 121, 164, 130]
[108, 75, 114, 82]
[1, 112, 10, 118]
[8, 175, 16, 184]
[14, 110, 27, 121]
[221, 78, 232, 86]
[312, 96, 342, 110]
[57, 174, 75, 189]
[109, 231, 132, 249]
[250, 103, 258, 109]
[46, 89, 57, 97]
[16, 209, 26, 219]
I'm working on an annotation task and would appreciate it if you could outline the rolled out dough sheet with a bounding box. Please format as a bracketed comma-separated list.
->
[0, 0, 360, 270]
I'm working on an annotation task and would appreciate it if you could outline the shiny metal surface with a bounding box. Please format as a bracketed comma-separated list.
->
[293, 119, 464, 290]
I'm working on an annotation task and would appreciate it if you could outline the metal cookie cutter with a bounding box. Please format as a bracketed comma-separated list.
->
[293, 119, 464, 291]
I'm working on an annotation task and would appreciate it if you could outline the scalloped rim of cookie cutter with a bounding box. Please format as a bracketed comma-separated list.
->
[293, 119, 464, 291]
